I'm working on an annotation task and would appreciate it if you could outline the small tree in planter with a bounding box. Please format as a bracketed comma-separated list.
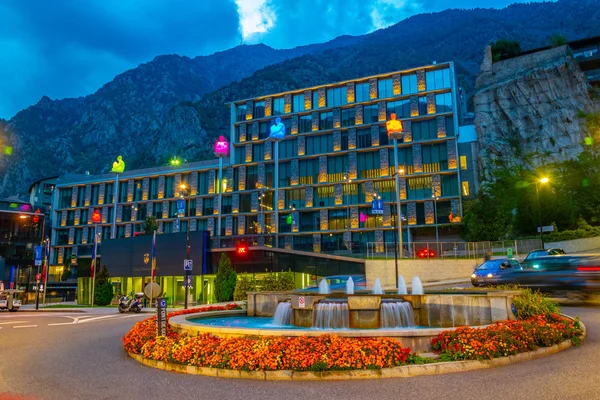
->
[94, 265, 114, 306]
[214, 253, 237, 302]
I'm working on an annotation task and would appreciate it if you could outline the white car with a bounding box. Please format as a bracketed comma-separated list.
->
[0, 290, 23, 312]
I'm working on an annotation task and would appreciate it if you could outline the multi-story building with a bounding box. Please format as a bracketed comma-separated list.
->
[0, 199, 46, 298]
[229, 61, 473, 253]
[44, 62, 478, 303]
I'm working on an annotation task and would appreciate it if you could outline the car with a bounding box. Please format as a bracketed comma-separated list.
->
[299, 275, 367, 293]
[0, 290, 23, 312]
[523, 248, 566, 261]
[417, 249, 436, 258]
[471, 259, 522, 287]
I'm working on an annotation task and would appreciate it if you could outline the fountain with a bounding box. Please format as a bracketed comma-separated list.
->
[397, 276, 407, 295]
[381, 300, 415, 328]
[318, 278, 330, 294]
[412, 276, 423, 295]
[372, 278, 384, 294]
[272, 302, 292, 326]
[313, 300, 349, 329]
[172, 277, 522, 352]
[346, 276, 354, 294]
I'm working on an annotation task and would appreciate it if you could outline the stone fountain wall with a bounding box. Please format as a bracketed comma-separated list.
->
[247, 291, 519, 328]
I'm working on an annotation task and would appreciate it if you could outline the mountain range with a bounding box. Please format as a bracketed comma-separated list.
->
[1, 0, 599, 198]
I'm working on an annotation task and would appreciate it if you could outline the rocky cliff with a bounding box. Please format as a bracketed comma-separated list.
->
[474, 45, 599, 180]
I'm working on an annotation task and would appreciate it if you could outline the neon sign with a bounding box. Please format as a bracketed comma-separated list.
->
[214, 136, 229, 157]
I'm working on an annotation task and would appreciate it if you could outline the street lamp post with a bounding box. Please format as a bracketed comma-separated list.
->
[343, 172, 352, 251]
[180, 183, 192, 309]
[35, 214, 46, 310]
[535, 177, 549, 249]
[432, 194, 439, 255]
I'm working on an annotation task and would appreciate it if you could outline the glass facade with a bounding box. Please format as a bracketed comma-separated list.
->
[48, 63, 474, 294]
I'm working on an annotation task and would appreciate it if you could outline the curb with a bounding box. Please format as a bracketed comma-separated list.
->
[127, 316, 586, 381]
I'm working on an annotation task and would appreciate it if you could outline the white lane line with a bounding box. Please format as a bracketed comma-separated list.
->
[0, 321, 28, 325]
[13, 325, 38, 328]
[76, 315, 123, 323]
[48, 316, 80, 326]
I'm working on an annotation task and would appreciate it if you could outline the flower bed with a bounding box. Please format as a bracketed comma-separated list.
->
[123, 305, 584, 374]
[431, 313, 583, 361]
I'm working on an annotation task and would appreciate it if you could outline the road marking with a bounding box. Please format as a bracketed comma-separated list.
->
[48, 316, 80, 326]
[76, 314, 128, 323]
[13, 325, 38, 328]
[0, 321, 28, 325]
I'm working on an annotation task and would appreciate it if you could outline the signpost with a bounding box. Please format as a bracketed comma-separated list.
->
[371, 199, 384, 215]
[156, 297, 167, 336]
[34, 246, 43, 310]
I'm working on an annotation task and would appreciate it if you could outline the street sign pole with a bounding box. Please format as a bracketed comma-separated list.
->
[34, 245, 42, 310]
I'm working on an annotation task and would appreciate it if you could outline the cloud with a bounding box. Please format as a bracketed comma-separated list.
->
[0, 0, 540, 118]
[0, 0, 241, 118]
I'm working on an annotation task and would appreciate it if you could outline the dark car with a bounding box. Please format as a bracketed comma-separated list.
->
[471, 259, 522, 287]
[417, 249, 436, 258]
[523, 248, 566, 261]
[504, 254, 600, 292]
[299, 275, 367, 293]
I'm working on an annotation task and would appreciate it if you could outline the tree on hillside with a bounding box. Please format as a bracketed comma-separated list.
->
[491, 39, 522, 62]
[549, 32, 568, 47]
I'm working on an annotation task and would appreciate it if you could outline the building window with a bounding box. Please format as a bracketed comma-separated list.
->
[326, 87, 347, 107]
[363, 104, 378, 124]
[320, 111, 333, 130]
[293, 94, 305, 112]
[254, 101, 265, 119]
[436, 93, 453, 113]
[460, 155, 468, 170]
[236, 105, 247, 122]
[401, 74, 418, 95]
[387, 99, 410, 119]
[273, 98, 285, 115]
[299, 115, 312, 133]
[462, 181, 470, 196]
[341, 108, 355, 127]
[425, 68, 452, 91]
[355, 83, 370, 102]
[377, 79, 393, 99]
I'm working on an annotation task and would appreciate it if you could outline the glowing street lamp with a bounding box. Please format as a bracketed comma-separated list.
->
[535, 177, 550, 248]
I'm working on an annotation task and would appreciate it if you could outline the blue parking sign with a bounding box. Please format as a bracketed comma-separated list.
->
[371, 199, 384, 215]
[34, 246, 43, 266]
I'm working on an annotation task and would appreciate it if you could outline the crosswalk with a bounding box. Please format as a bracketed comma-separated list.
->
[0, 313, 147, 329]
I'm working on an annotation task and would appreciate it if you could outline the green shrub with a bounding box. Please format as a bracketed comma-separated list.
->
[512, 288, 559, 319]
[94, 265, 114, 306]
[214, 253, 237, 302]
[260, 270, 296, 292]
[94, 282, 114, 306]
[233, 273, 257, 301]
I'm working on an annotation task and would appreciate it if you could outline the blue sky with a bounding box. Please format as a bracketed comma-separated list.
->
[0, 0, 542, 118]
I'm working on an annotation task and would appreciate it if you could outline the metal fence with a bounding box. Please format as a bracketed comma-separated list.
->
[366, 239, 543, 260]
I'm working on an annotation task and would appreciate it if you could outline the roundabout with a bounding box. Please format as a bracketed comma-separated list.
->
[123, 289, 586, 380]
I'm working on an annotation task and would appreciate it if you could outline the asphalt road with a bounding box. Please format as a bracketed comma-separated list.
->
[1, 306, 598, 400]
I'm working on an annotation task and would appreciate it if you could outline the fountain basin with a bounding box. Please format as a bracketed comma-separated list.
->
[169, 290, 521, 352]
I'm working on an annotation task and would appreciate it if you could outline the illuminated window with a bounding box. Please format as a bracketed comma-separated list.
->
[462, 181, 470, 196]
[460, 155, 468, 170]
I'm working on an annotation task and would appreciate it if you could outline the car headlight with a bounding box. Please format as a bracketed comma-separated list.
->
[487, 273, 493, 278]
[471, 274, 476, 279]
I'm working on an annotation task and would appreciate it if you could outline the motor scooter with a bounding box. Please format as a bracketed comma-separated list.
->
[118, 292, 144, 313]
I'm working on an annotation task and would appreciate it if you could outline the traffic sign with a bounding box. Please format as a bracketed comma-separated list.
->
[184, 259, 193, 271]
[34, 246, 43, 266]
[371, 199, 384, 215]
[36, 273, 42, 281]
[298, 296, 305, 309]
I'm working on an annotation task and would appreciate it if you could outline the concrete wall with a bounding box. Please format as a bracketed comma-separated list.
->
[546, 236, 600, 253]
[365, 259, 482, 289]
